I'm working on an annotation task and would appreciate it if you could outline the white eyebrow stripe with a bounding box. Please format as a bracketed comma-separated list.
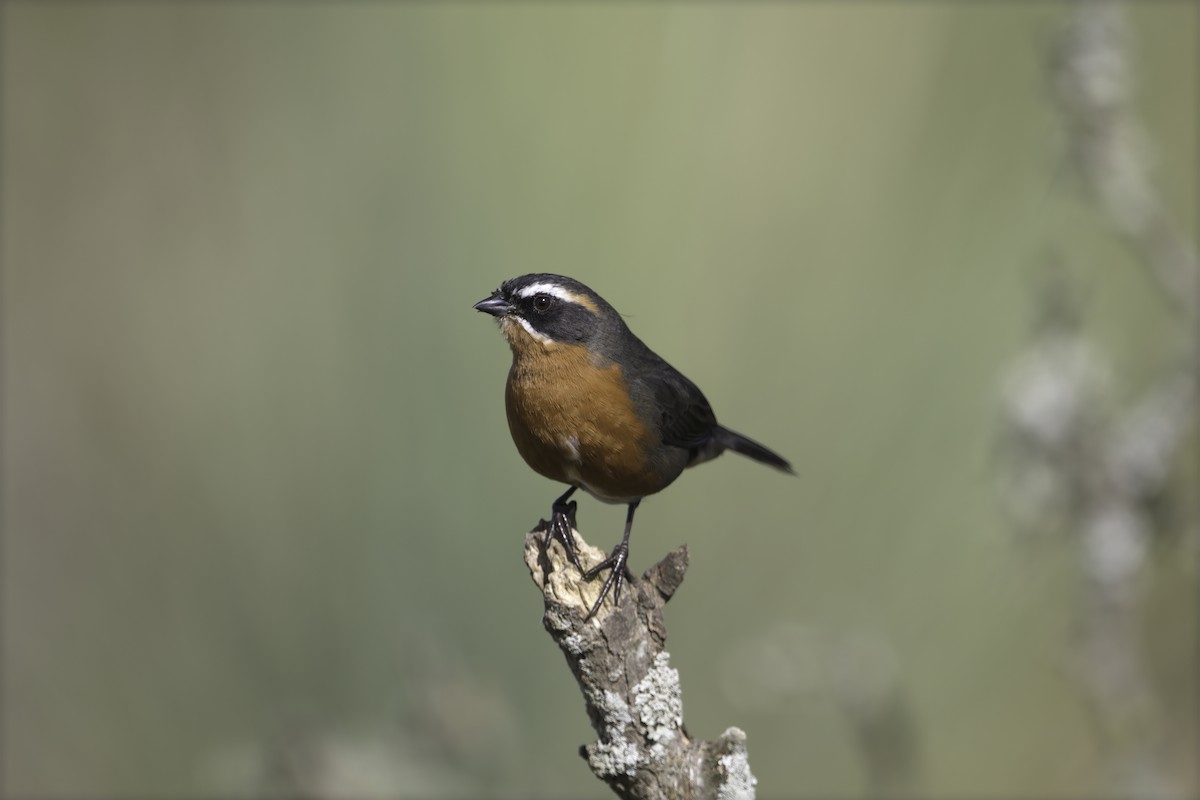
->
[516, 283, 579, 303]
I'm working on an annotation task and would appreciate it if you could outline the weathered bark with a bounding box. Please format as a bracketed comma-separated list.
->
[524, 525, 757, 800]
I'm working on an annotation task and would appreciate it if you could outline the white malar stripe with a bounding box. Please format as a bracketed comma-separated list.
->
[516, 282, 579, 304]
[516, 316, 556, 346]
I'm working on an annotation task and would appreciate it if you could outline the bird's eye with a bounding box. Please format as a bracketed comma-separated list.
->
[532, 294, 553, 312]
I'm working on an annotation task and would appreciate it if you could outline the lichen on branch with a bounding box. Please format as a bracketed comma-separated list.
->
[524, 525, 757, 800]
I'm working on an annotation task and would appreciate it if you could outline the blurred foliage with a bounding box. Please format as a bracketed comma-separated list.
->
[1, 3, 1195, 798]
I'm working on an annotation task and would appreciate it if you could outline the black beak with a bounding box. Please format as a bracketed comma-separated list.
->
[473, 293, 514, 317]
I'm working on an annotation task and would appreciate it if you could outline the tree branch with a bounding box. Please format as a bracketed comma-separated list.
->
[995, 2, 1198, 795]
[523, 525, 757, 800]
[1051, 0, 1199, 317]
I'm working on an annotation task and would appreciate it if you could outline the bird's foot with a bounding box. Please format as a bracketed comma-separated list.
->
[582, 541, 630, 620]
[544, 499, 584, 573]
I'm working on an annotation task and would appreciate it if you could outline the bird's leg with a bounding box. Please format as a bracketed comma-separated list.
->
[546, 485, 583, 573]
[583, 500, 640, 620]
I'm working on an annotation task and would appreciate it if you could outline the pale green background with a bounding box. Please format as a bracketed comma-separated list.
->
[2, 3, 1196, 798]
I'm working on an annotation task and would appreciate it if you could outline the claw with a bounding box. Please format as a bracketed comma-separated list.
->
[546, 500, 584, 573]
[542, 493, 640, 620]
[583, 541, 630, 621]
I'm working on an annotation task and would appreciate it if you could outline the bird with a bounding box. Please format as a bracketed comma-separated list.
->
[474, 274, 793, 619]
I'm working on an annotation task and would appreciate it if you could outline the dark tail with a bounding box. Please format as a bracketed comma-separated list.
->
[716, 426, 794, 475]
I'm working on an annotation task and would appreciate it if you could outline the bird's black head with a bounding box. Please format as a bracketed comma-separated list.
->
[473, 274, 627, 353]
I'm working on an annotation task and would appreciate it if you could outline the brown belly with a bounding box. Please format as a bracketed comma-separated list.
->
[504, 344, 678, 501]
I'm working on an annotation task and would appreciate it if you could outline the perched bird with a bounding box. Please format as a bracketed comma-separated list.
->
[474, 274, 792, 619]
